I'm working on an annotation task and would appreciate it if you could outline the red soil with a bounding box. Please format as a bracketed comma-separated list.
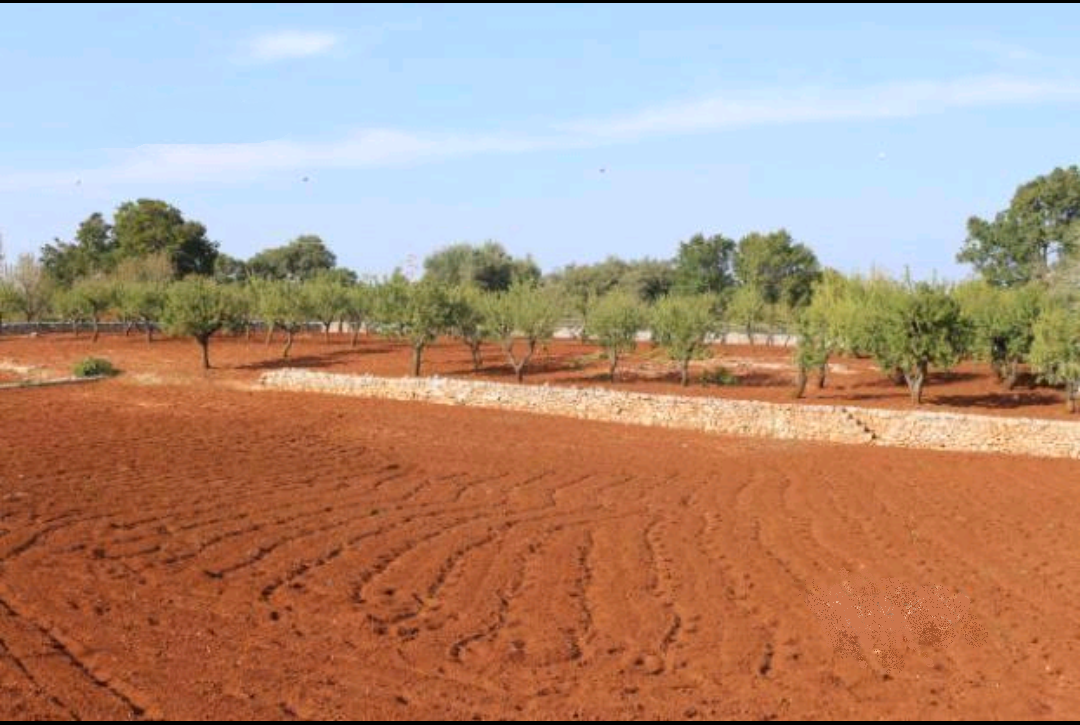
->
[1, 381, 1080, 719]
[1, 330, 1076, 419]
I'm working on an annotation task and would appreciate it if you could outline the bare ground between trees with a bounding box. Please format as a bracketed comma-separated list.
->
[1, 332, 1078, 420]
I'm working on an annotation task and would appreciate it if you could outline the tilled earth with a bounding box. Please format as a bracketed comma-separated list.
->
[1, 381, 1079, 719]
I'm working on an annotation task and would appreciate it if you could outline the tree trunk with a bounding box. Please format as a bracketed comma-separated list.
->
[351, 323, 361, 348]
[795, 367, 808, 399]
[1003, 361, 1020, 391]
[145, 321, 154, 344]
[468, 340, 483, 372]
[905, 362, 927, 405]
[283, 329, 294, 359]
[745, 324, 754, 346]
[608, 349, 618, 382]
[245, 323, 252, 343]
[324, 323, 331, 344]
[124, 320, 135, 337]
[265, 323, 275, 346]
[91, 317, 100, 343]
[680, 357, 691, 387]
[817, 363, 828, 389]
[411, 343, 424, 377]
[1068, 382, 1078, 414]
[197, 336, 211, 370]
[511, 339, 537, 383]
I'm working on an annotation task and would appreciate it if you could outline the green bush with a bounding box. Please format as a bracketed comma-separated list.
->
[73, 357, 119, 378]
[700, 366, 737, 386]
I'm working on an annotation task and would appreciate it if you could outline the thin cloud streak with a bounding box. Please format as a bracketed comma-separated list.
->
[2, 75, 1078, 190]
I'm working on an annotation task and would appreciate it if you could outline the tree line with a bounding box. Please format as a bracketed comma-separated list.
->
[1, 165, 1079, 411]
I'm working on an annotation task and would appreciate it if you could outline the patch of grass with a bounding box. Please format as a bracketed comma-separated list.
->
[700, 366, 737, 387]
[73, 357, 120, 378]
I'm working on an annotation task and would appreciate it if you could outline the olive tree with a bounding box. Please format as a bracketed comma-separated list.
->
[792, 270, 858, 396]
[343, 282, 372, 347]
[1030, 306, 1080, 413]
[162, 277, 238, 369]
[859, 279, 971, 405]
[447, 285, 490, 372]
[258, 280, 309, 359]
[117, 281, 166, 343]
[956, 281, 1044, 389]
[727, 285, 766, 345]
[380, 279, 454, 376]
[650, 294, 719, 387]
[305, 272, 350, 343]
[68, 278, 118, 342]
[586, 291, 646, 381]
[482, 281, 563, 382]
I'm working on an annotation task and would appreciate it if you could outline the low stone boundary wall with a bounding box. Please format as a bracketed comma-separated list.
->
[258, 370, 1080, 460]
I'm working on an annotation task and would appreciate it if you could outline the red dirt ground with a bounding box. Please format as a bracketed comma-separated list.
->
[0, 330, 1077, 419]
[2, 380, 1080, 719]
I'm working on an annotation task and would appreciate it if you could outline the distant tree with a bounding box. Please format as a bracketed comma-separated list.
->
[1030, 306, 1080, 413]
[482, 281, 563, 382]
[248, 235, 337, 282]
[383, 280, 456, 377]
[6, 254, 53, 326]
[446, 285, 490, 371]
[0, 277, 19, 332]
[40, 212, 117, 287]
[586, 291, 646, 381]
[650, 294, 719, 387]
[734, 229, 821, 309]
[112, 199, 219, 277]
[621, 257, 676, 303]
[547, 257, 630, 336]
[162, 278, 238, 369]
[423, 241, 540, 292]
[673, 233, 736, 296]
[214, 253, 250, 284]
[958, 166, 1080, 286]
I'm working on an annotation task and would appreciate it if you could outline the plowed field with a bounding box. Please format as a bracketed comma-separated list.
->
[2, 381, 1079, 719]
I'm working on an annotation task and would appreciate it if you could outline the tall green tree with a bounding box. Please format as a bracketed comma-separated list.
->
[672, 233, 736, 296]
[958, 166, 1080, 286]
[650, 294, 719, 386]
[40, 212, 117, 287]
[423, 241, 540, 292]
[258, 280, 309, 359]
[734, 229, 821, 309]
[248, 235, 338, 281]
[112, 199, 219, 277]
[67, 278, 118, 342]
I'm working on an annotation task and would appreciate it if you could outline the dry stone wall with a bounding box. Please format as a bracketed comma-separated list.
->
[259, 369, 1080, 460]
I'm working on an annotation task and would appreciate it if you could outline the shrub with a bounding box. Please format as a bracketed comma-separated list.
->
[73, 357, 119, 378]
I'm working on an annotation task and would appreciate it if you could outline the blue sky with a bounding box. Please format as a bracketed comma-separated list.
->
[1, 3, 1078, 279]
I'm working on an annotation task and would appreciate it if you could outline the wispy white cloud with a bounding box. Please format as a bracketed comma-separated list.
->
[242, 30, 340, 63]
[561, 75, 1080, 140]
[3, 75, 1079, 190]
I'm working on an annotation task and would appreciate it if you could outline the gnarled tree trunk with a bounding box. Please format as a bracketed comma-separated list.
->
[197, 335, 212, 370]
[607, 349, 619, 382]
[680, 357, 691, 387]
[794, 367, 808, 399]
[282, 329, 295, 359]
[904, 361, 928, 405]
[817, 363, 828, 389]
[467, 339, 483, 372]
